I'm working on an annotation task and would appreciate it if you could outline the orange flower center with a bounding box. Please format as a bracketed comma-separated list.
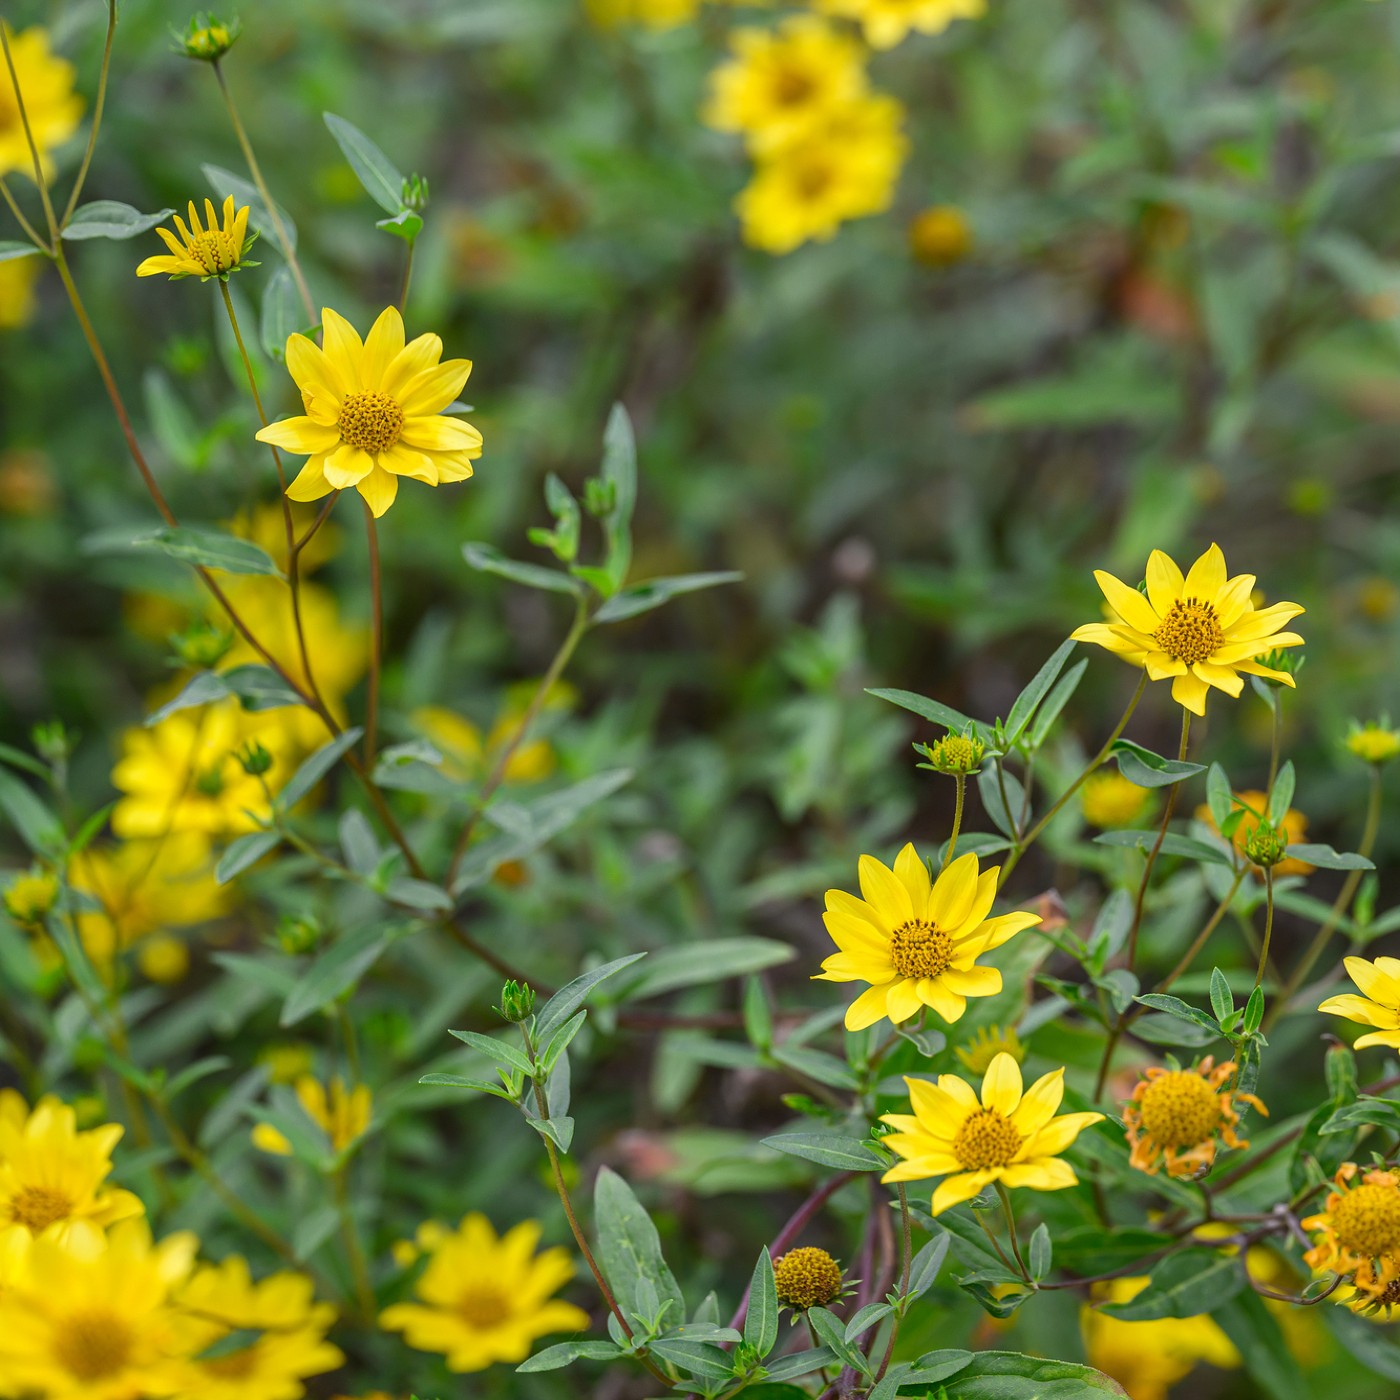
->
[54, 1310, 134, 1382]
[1137, 1070, 1221, 1148]
[1333, 1182, 1400, 1257]
[338, 392, 405, 455]
[773, 1246, 844, 1310]
[9, 1183, 73, 1233]
[889, 919, 952, 980]
[952, 1107, 1022, 1170]
[1152, 597, 1222, 665]
[189, 229, 240, 275]
[457, 1285, 511, 1329]
[773, 66, 818, 107]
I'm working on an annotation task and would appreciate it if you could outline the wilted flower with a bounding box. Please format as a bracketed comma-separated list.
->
[1122, 1057, 1265, 1179]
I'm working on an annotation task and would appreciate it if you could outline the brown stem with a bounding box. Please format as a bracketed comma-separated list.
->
[363, 500, 383, 768]
[60, 0, 117, 227]
[872, 1184, 912, 1383]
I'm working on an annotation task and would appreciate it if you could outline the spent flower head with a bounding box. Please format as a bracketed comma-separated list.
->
[1122, 1056, 1265, 1180]
[773, 1246, 845, 1311]
[173, 12, 242, 61]
[1347, 719, 1400, 767]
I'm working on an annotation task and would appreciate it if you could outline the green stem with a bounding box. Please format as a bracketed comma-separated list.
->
[363, 501, 384, 768]
[398, 238, 416, 314]
[335, 1165, 376, 1322]
[1255, 868, 1275, 987]
[1124, 705, 1192, 970]
[996, 1182, 1030, 1282]
[0, 174, 50, 251]
[60, 1, 117, 227]
[946, 775, 966, 869]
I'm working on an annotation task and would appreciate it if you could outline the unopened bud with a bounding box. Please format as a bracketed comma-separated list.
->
[237, 741, 274, 776]
[170, 619, 235, 669]
[1244, 822, 1288, 869]
[175, 12, 242, 61]
[497, 979, 536, 1024]
[276, 912, 322, 955]
[921, 729, 985, 775]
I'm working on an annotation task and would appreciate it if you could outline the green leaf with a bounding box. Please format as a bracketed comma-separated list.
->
[215, 831, 280, 884]
[647, 1338, 732, 1380]
[0, 742, 51, 781]
[611, 938, 794, 1001]
[1004, 638, 1076, 747]
[376, 208, 423, 241]
[0, 773, 65, 857]
[759, 1132, 885, 1172]
[1320, 1097, 1400, 1135]
[280, 925, 391, 1026]
[1242, 984, 1264, 1034]
[1209, 967, 1233, 1024]
[1325, 1307, 1400, 1382]
[417, 1073, 513, 1098]
[384, 877, 453, 913]
[940, 1350, 1130, 1397]
[145, 672, 234, 724]
[1110, 739, 1207, 788]
[1028, 659, 1087, 747]
[447, 1029, 533, 1076]
[259, 266, 302, 360]
[1027, 1223, 1052, 1281]
[1213, 1291, 1309, 1400]
[907, 1350, 974, 1384]
[220, 664, 305, 713]
[865, 688, 987, 742]
[905, 1235, 950, 1299]
[137, 526, 282, 577]
[1094, 829, 1232, 866]
[463, 541, 584, 594]
[534, 953, 648, 1042]
[62, 201, 174, 241]
[1103, 1249, 1243, 1320]
[1133, 993, 1221, 1035]
[593, 1166, 685, 1323]
[0, 241, 40, 262]
[517, 1341, 625, 1372]
[591, 403, 637, 597]
[593, 571, 743, 624]
[1052, 1227, 1173, 1276]
[1206, 763, 1233, 826]
[527, 1114, 574, 1154]
[323, 113, 407, 215]
[1266, 762, 1296, 828]
[204, 163, 298, 250]
[1288, 843, 1375, 871]
[744, 1248, 779, 1356]
[805, 1307, 869, 1374]
[277, 729, 364, 810]
[844, 1301, 893, 1342]
[762, 1348, 838, 1381]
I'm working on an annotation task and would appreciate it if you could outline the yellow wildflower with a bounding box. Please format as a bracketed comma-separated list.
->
[1070, 544, 1304, 716]
[1347, 720, 1400, 766]
[256, 306, 482, 518]
[880, 1052, 1104, 1213]
[954, 1025, 1025, 1076]
[391, 1219, 451, 1270]
[1195, 789, 1313, 878]
[0, 27, 83, 182]
[585, 0, 700, 28]
[0, 1096, 144, 1239]
[815, 0, 986, 50]
[136, 197, 254, 281]
[412, 684, 570, 786]
[2, 866, 58, 929]
[252, 1076, 372, 1157]
[230, 501, 340, 577]
[137, 934, 191, 985]
[1318, 956, 1400, 1050]
[1303, 1163, 1400, 1317]
[815, 843, 1040, 1031]
[379, 1214, 589, 1372]
[1121, 1057, 1265, 1179]
[0, 254, 41, 329]
[1081, 771, 1154, 829]
[257, 1043, 317, 1086]
[773, 1247, 845, 1310]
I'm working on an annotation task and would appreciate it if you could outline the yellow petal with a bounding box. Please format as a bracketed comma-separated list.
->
[980, 1052, 1022, 1115]
[1094, 571, 1161, 633]
[1345, 956, 1400, 1005]
[931, 1169, 996, 1214]
[940, 965, 1000, 998]
[399, 414, 484, 453]
[1354, 1030, 1400, 1050]
[380, 444, 437, 483]
[893, 842, 931, 918]
[358, 464, 399, 518]
[1171, 671, 1210, 716]
[360, 305, 406, 390]
[844, 982, 895, 1031]
[256, 416, 341, 456]
[324, 442, 373, 489]
[823, 908, 890, 957]
[1009, 1067, 1063, 1137]
[1193, 660, 1244, 697]
[1145, 549, 1184, 616]
[135, 255, 183, 277]
[1023, 1111, 1103, 1158]
[1317, 993, 1397, 1029]
[286, 333, 347, 401]
[917, 978, 966, 1022]
[858, 854, 913, 926]
[930, 851, 980, 929]
[399, 358, 473, 416]
[1144, 652, 1187, 680]
[998, 1157, 1078, 1191]
[321, 307, 365, 390]
[433, 452, 478, 484]
[1182, 543, 1227, 604]
[826, 888, 891, 936]
[948, 868, 998, 939]
[885, 978, 924, 1024]
[1070, 622, 1149, 657]
[935, 1073, 981, 1112]
[1222, 601, 1305, 642]
[381, 331, 445, 397]
[884, 1154, 958, 1184]
[907, 1077, 970, 1134]
[1213, 573, 1256, 628]
[285, 456, 332, 502]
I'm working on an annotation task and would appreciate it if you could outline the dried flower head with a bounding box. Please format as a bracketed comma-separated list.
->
[1122, 1057, 1265, 1179]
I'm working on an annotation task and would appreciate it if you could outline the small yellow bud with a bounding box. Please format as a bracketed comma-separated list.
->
[175, 12, 242, 62]
[137, 934, 190, 985]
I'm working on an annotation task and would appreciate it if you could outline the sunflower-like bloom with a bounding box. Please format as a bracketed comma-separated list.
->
[880, 1052, 1103, 1214]
[814, 0, 986, 50]
[0, 27, 83, 182]
[1070, 544, 1304, 716]
[1195, 789, 1313, 878]
[1303, 1164, 1400, 1318]
[816, 844, 1041, 1032]
[1319, 956, 1400, 1050]
[136, 197, 253, 280]
[1347, 720, 1400, 767]
[174, 1255, 344, 1399]
[379, 1214, 589, 1373]
[1122, 1057, 1265, 1180]
[0, 1096, 144, 1239]
[1080, 770, 1155, 829]
[251, 1076, 372, 1157]
[256, 306, 482, 518]
[0, 1220, 201, 1400]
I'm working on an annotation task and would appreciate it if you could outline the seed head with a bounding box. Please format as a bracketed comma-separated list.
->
[773, 1247, 844, 1311]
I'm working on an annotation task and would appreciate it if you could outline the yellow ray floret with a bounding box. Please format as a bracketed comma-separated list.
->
[813, 0, 986, 51]
[880, 1052, 1104, 1214]
[256, 306, 483, 518]
[136, 196, 253, 280]
[1318, 956, 1400, 1050]
[815, 843, 1040, 1031]
[1070, 543, 1303, 716]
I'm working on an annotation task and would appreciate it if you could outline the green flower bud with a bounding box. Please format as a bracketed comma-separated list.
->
[276, 912, 322, 955]
[922, 729, 985, 775]
[1243, 821, 1288, 869]
[497, 979, 536, 1024]
[174, 12, 242, 62]
[169, 619, 235, 669]
[237, 741, 274, 776]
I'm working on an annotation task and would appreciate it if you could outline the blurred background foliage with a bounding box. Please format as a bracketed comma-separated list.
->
[4, 0, 1400, 1396]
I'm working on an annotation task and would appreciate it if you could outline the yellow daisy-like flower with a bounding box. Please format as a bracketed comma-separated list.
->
[1081, 770, 1155, 829]
[1121, 1057, 1266, 1180]
[255, 306, 482, 519]
[1070, 544, 1304, 716]
[251, 1076, 372, 1157]
[773, 1247, 845, 1311]
[703, 16, 869, 155]
[815, 843, 1041, 1032]
[1303, 1163, 1400, 1315]
[908, 204, 973, 267]
[0, 26, 83, 182]
[880, 1052, 1104, 1214]
[0, 1219, 200, 1400]
[379, 1214, 589, 1373]
[174, 1255, 344, 1400]
[954, 1024, 1025, 1076]
[2, 865, 59, 929]
[135, 197, 253, 281]
[814, 0, 986, 51]
[1081, 1275, 1240, 1400]
[1319, 955, 1400, 1050]
[0, 1096, 144, 1239]
[1347, 720, 1400, 766]
[1195, 789, 1313, 878]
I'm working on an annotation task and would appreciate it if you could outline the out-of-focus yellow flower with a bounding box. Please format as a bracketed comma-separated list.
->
[0, 27, 83, 182]
[174, 1255, 343, 1399]
[1081, 1274, 1240, 1400]
[391, 1219, 451, 1270]
[585, 0, 700, 28]
[1304, 1163, 1400, 1317]
[379, 1214, 588, 1372]
[1081, 771, 1155, 829]
[1071, 544, 1304, 716]
[136, 197, 254, 281]
[1319, 956, 1400, 1051]
[0, 447, 55, 516]
[0, 254, 41, 329]
[908, 204, 973, 266]
[257, 306, 482, 519]
[954, 1025, 1025, 1076]
[737, 94, 907, 254]
[136, 934, 190, 985]
[1122, 1057, 1265, 1179]
[1357, 576, 1399, 622]
[815, 0, 985, 50]
[1195, 789, 1313, 877]
[0, 1096, 144, 1239]
[1347, 720, 1400, 766]
[704, 17, 868, 155]
[412, 682, 572, 786]
[252, 1077, 372, 1157]
[880, 1053, 1103, 1213]
[258, 1043, 316, 1085]
[229, 501, 340, 577]
[2, 867, 58, 930]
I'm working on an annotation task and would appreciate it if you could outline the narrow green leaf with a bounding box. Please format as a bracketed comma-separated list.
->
[276, 728, 364, 810]
[593, 571, 743, 624]
[323, 113, 407, 215]
[62, 201, 174, 241]
[215, 830, 280, 884]
[280, 925, 390, 1026]
[1209, 967, 1233, 1024]
[1287, 843, 1374, 871]
[744, 1248, 779, 1356]
[593, 1166, 685, 1321]
[534, 953, 648, 1042]
[1267, 762, 1296, 827]
[1004, 638, 1076, 747]
[1111, 739, 1207, 788]
[1104, 1249, 1243, 1319]
[462, 541, 584, 595]
[760, 1132, 884, 1172]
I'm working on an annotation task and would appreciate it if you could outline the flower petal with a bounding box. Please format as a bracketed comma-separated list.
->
[1182, 543, 1227, 604]
[321, 307, 365, 391]
[859, 854, 913, 926]
[360, 306, 406, 390]
[1094, 571, 1161, 632]
[930, 851, 980, 930]
[357, 464, 399, 518]
[907, 1077, 970, 1134]
[1023, 1111, 1103, 1158]
[380, 443, 438, 483]
[1145, 550, 1184, 616]
[1318, 993, 1398, 1029]
[1010, 1068, 1064, 1137]
[399, 414, 484, 453]
[885, 977, 924, 1025]
[931, 1169, 997, 1214]
[940, 965, 1001, 998]
[1345, 956, 1400, 1005]
[399, 358, 473, 416]
[844, 981, 895, 1032]
[917, 979, 966, 1022]
[1193, 661, 1244, 697]
[256, 416, 341, 456]
[286, 333, 347, 401]
[285, 456, 332, 502]
[324, 443, 373, 489]
[893, 842, 932, 918]
[1171, 671, 1210, 716]
[998, 1157, 1079, 1191]
[382, 332, 445, 397]
[980, 1052, 1022, 1116]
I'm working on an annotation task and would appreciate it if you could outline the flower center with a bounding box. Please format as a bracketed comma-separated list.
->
[1333, 1182, 1400, 1257]
[9, 1184, 74, 1233]
[190, 230, 239, 275]
[952, 1108, 1022, 1170]
[54, 1310, 134, 1382]
[1138, 1070, 1221, 1148]
[773, 1247, 843, 1311]
[338, 392, 404, 455]
[458, 1285, 511, 1329]
[1152, 597, 1223, 665]
[889, 920, 953, 980]
[773, 67, 817, 106]
[795, 160, 835, 201]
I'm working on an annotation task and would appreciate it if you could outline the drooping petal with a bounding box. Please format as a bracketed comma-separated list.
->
[916, 979, 966, 1022]
[1193, 660, 1244, 697]
[893, 842, 932, 918]
[980, 1052, 1022, 1116]
[1233, 660, 1296, 688]
[1354, 1029, 1400, 1050]
[885, 978, 925, 1024]
[1070, 622, 1150, 659]
[844, 982, 895, 1032]
[1171, 671, 1210, 716]
[256, 416, 341, 456]
[380, 444, 438, 483]
[136, 255, 186, 278]
[357, 464, 399, 518]
[813, 952, 879, 982]
[1144, 550, 1184, 616]
[433, 452, 478, 484]
[940, 965, 1001, 998]
[323, 442, 374, 489]
[1093, 571, 1161, 633]
[1144, 652, 1187, 680]
[1181, 543, 1227, 603]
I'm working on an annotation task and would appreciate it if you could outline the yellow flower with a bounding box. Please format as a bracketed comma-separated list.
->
[1080, 771, 1154, 829]
[880, 1052, 1104, 1214]
[412, 685, 570, 786]
[736, 94, 907, 254]
[136, 197, 254, 281]
[909, 204, 973, 266]
[1318, 956, 1400, 1050]
[1347, 720, 1400, 766]
[0, 27, 83, 182]
[0, 253, 41, 329]
[252, 1076, 372, 1157]
[1303, 1163, 1400, 1316]
[585, 0, 700, 28]
[815, 843, 1040, 1031]
[257, 1043, 317, 1086]
[954, 1024, 1025, 1076]
[1070, 544, 1304, 716]
[0, 1220, 200, 1400]
[391, 1219, 451, 1270]
[379, 1214, 589, 1372]
[110, 702, 282, 841]
[1080, 1275, 1240, 1400]
[773, 1247, 845, 1310]
[814, 0, 986, 50]
[137, 934, 191, 985]
[2, 866, 58, 929]
[256, 306, 482, 519]
[1195, 789, 1312, 878]
[174, 1255, 343, 1399]
[229, 501, 340, 577]
[704, 17, 868, 155]
[0, 1096, 144, 1239]
[1121, 1057, 1265, 1179]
